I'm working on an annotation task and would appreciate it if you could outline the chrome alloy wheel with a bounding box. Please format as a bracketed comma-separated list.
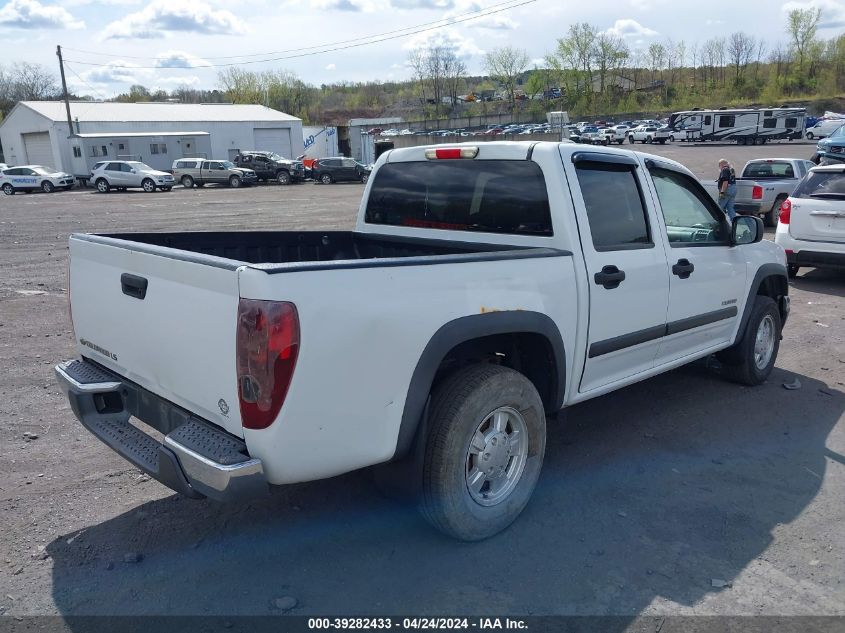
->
[754, 314, 776, 370]
[465, 406, 529, 507]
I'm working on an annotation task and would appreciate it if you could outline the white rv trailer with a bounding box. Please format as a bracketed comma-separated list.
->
[667, 107, 806, 144]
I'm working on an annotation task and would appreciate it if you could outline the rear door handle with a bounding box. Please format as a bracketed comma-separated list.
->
[121, 273, 148, 300]
[594, 265, 626, 289]
[672, 258, 695, 279]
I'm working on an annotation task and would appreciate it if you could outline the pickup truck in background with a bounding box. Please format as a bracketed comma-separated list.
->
[627, 126, 672, 144]
[233, 151, 305, 184]
[55, 142, 789, 541]
[172, 159, 258, 189]
[702, 158, 816, 226]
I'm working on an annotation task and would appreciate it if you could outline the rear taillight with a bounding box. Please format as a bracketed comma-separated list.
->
[752, 185, 763, 200]
[236, 299, 299, 430]
[66, 258, 74, 331]
[779, 198, 792, 224]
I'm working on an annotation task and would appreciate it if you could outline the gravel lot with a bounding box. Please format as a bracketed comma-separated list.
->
[0, 140, 843, 621]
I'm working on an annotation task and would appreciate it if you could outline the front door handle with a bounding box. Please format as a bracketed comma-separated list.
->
[594, 265, 626, 289]
[672, 258, 695, 279]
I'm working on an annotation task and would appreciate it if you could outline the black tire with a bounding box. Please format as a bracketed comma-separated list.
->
[142, 178, 156, 193]
[658, 138, 666, 144]
[716, 296, 781, 386]
[229, 175, 242, 188]
[806, 132, 814, 140]
[754, 137, 765, 146]
[320, 173, 333, 185]
[41, 181, 55, 193]
[2, 183, 14, 195]
[181, 175, 194, 188]
[787, 264, 800, 279]
[420, 364, 546, 541]
[276, 170, 291, 185]
[361, 172, 369, 184]
[766, 195, 786, 228]
[628, 136, 634, 144]
[95, 178, 110, 194]
[669, 135, 675, 142]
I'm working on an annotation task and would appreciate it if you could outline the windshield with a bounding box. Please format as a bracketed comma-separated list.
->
[222, 161, 236, 169]
[128, 162, 154, 171]
[829, 125, 845, 139]
[31, 166, 53, 175]
[792, 171, 845, 198]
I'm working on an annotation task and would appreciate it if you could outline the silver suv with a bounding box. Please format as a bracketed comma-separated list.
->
[91, 160, 175, 193]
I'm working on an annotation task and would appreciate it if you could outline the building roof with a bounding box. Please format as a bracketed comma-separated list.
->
[76, 131, 210, 138]
[16, 101, 300, 123]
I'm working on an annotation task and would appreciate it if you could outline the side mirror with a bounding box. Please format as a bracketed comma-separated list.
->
[732, 215, 763, 245]
[130, 169, 136, 174]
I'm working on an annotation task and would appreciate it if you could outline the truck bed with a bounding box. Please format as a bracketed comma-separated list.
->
[79, 231, 556, 273]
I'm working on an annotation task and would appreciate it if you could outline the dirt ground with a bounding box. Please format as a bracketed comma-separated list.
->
[0, 140, 843, 622]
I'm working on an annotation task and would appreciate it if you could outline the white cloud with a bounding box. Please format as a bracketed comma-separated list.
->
[404, 27, 483, 58]
[311, 0, 376, 11]
[80, 60, 147, 84]
[782, 0, 845, 29]
[629, 0, 667, 8]
[705, 18, 724, 26]
[156, 75, 201, 86]
[325, 63, 336, 70]
[100, 0, 247, 40]
[155, 50, 209, 68]
[604, 18, 658, 38]
[441, 0, 516, 30]
[0, 0, 84, 29]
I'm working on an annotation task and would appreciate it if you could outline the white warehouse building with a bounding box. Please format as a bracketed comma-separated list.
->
[0, 101, 304, 176]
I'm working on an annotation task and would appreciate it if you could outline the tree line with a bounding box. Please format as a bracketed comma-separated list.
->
[2, 7, 843, 126]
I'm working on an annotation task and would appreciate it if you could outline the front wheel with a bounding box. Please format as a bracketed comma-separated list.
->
[628, 136, 634, 144]
[142, 178, 156, 193]
[276, 171, 291, 185]
[717, 296, 781, 386]
[806, 132, 814, 140]
[41, 181, 55, 193]
[361, 172, 369, 184]
[229, 175, 242, 188]
[420, 364, 546, 541]
[2, 183, 14, 195]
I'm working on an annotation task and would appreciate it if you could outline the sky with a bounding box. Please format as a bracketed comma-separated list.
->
[0, 0, 844, 98]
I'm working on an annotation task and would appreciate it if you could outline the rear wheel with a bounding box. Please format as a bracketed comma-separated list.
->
[2, 183, 14, 195]
[420, 364, 546, 541]
[229, 175, 242, 188]
[41, 181, 55, 193]
[142, 178, 156, 193]
[766, 195, 786, 228]
[181, 175, 194, 188]
[320, 173, 333, 185]
[95, 178, 110, 193]
[737, 137, 747, 146]
[717, 296, 781, 386]
[754, 137, 765, 146]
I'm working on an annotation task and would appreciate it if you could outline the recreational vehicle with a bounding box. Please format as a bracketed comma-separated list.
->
[668, 108, 806, 144]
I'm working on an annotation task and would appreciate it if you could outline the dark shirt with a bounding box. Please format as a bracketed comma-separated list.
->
[717, 166, 736, 188]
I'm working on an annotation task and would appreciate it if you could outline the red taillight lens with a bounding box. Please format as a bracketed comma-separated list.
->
[752, 185, 763, 200]
[66, 258, 74, 331]
[236, 299, 299, 430]
[779, 198, 792, 224]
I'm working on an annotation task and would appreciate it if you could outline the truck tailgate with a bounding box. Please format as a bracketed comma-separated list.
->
[69, 236, 244, 437]
[789, 197, 845, 244]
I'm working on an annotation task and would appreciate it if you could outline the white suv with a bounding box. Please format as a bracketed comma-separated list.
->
[775, 163, 845, 278]
[91, 160, 174, 193]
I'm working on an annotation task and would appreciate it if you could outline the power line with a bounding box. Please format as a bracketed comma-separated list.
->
[63, 61, 110, 102]
[64, 0, 533, 70]
[61, 0, 524, 62]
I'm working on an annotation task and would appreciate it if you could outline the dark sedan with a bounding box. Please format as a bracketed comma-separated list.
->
[312, 157, 371, 184]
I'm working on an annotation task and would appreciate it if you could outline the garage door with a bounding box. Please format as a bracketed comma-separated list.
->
[23, 132, 54, 169]
[253, 128, 292, 158]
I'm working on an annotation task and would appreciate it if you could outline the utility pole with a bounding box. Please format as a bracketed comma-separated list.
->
[56, 45, 75, 135]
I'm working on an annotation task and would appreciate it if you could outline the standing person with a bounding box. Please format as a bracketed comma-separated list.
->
[717, 158, 737, 220]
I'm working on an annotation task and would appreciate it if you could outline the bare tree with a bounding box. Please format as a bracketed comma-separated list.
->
[10, 62, 58, 101]
[728, 32, 756, 84]
[484, 46, 530, 111]
[407, 49, 428, 110]
[787, 7, 822, 72]
[593, 33, 626, 97]
[217, 67, 263, 104]
[647, 42, 666, 85]
[690, 41, 699, 88]
[442, 49, 466, 107]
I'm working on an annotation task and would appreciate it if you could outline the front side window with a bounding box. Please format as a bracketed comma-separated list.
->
[650, 168, 728, 245]
[120, 163, 134, 172]
[365, 160, 552, 236]
[575, 161, 651, 250]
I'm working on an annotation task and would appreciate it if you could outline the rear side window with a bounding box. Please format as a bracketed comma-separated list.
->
[106, 162, 122, 171]
[365, 160, 552, 236]
[575, 161, 651, 250]
[793, 171, 845, 199]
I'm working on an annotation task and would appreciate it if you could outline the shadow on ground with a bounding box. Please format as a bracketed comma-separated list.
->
[47, 363, 843, 621]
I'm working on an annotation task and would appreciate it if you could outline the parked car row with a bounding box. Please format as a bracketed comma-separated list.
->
[1, 164, 76, 195]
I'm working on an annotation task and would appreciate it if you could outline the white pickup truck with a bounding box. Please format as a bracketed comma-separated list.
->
[55, 142, 789, 541]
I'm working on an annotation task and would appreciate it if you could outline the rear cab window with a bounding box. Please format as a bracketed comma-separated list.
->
[365, 160, 552, 236]
[742, 161, 795, 178]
